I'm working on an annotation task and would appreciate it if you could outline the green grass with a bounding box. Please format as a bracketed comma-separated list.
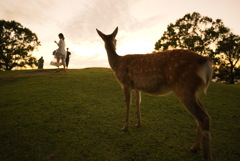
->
[0, 68, 239, 161]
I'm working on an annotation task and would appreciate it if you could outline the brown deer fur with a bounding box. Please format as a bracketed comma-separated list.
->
[97, 27, 213, 161]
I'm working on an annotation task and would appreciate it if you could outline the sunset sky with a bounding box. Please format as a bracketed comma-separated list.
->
[1, 0, 240, 69]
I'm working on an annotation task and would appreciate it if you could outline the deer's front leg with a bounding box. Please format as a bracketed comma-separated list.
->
[122, 86, 131, 131]
[134, 90, 141, 127]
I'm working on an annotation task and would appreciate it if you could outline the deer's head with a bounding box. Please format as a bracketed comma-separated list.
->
[96, 27, 118, 51]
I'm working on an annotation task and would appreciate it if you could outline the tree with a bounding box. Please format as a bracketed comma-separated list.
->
[0, 20, 40, 71]
[154, 12, 239, 84]
[216, 33, 240, 84]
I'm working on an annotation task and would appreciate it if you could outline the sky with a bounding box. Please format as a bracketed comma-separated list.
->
[1, 0, 240, 69]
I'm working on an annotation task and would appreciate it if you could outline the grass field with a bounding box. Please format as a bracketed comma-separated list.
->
[0, 68, 239, 161]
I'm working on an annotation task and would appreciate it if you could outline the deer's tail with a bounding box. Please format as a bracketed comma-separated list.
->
[198, 58, 213, 94]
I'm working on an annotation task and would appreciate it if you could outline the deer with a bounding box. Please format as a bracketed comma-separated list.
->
[96, 27, 213, 161]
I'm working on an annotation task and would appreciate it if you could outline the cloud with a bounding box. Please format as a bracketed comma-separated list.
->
[0, 0, 63, 43]
[62, 0, 137, 43]
[0, 0, 56, 24]
[61, 0, 167, 46]
[0, 0, 165, 44]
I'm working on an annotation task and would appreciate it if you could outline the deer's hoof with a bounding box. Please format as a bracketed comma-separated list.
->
[121, 125, 128, 131]
[135, 123, 141, 127]
[190, 146, 200, 153]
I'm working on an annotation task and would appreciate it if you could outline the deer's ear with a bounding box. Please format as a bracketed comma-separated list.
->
[96, 29, 106, 40]
[111, 27, 118, 38]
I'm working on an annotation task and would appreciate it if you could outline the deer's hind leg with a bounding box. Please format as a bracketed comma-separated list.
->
[176, 92, 211, 161]
[191, 120, 202, 152]
[134, 90, 141, 127]
[191, 99, 210, 152]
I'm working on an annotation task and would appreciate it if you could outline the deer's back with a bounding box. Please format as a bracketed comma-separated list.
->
[114, 49, 211, 95]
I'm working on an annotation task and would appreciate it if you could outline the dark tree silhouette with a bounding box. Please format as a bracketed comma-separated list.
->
[216, 34, 240, 84]
[0, 20, 40, 71]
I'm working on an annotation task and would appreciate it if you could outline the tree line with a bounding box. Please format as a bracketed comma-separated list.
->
[1, 12, 239, 84]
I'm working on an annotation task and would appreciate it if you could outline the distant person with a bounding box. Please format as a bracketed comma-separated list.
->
[38, 56, 44, 69]
[54, 33, 66, 71]
[66, 48, 71, 68]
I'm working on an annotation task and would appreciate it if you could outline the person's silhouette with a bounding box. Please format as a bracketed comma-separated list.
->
[66, 48, 71, 68]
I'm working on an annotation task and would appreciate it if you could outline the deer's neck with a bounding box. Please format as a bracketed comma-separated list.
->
[105, 44, 120, 70]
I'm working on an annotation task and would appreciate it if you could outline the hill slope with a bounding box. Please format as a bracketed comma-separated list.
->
[0, 68, 239, 161]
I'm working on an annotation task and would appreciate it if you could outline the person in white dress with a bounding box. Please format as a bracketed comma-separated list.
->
[54, 33, 66, 71]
